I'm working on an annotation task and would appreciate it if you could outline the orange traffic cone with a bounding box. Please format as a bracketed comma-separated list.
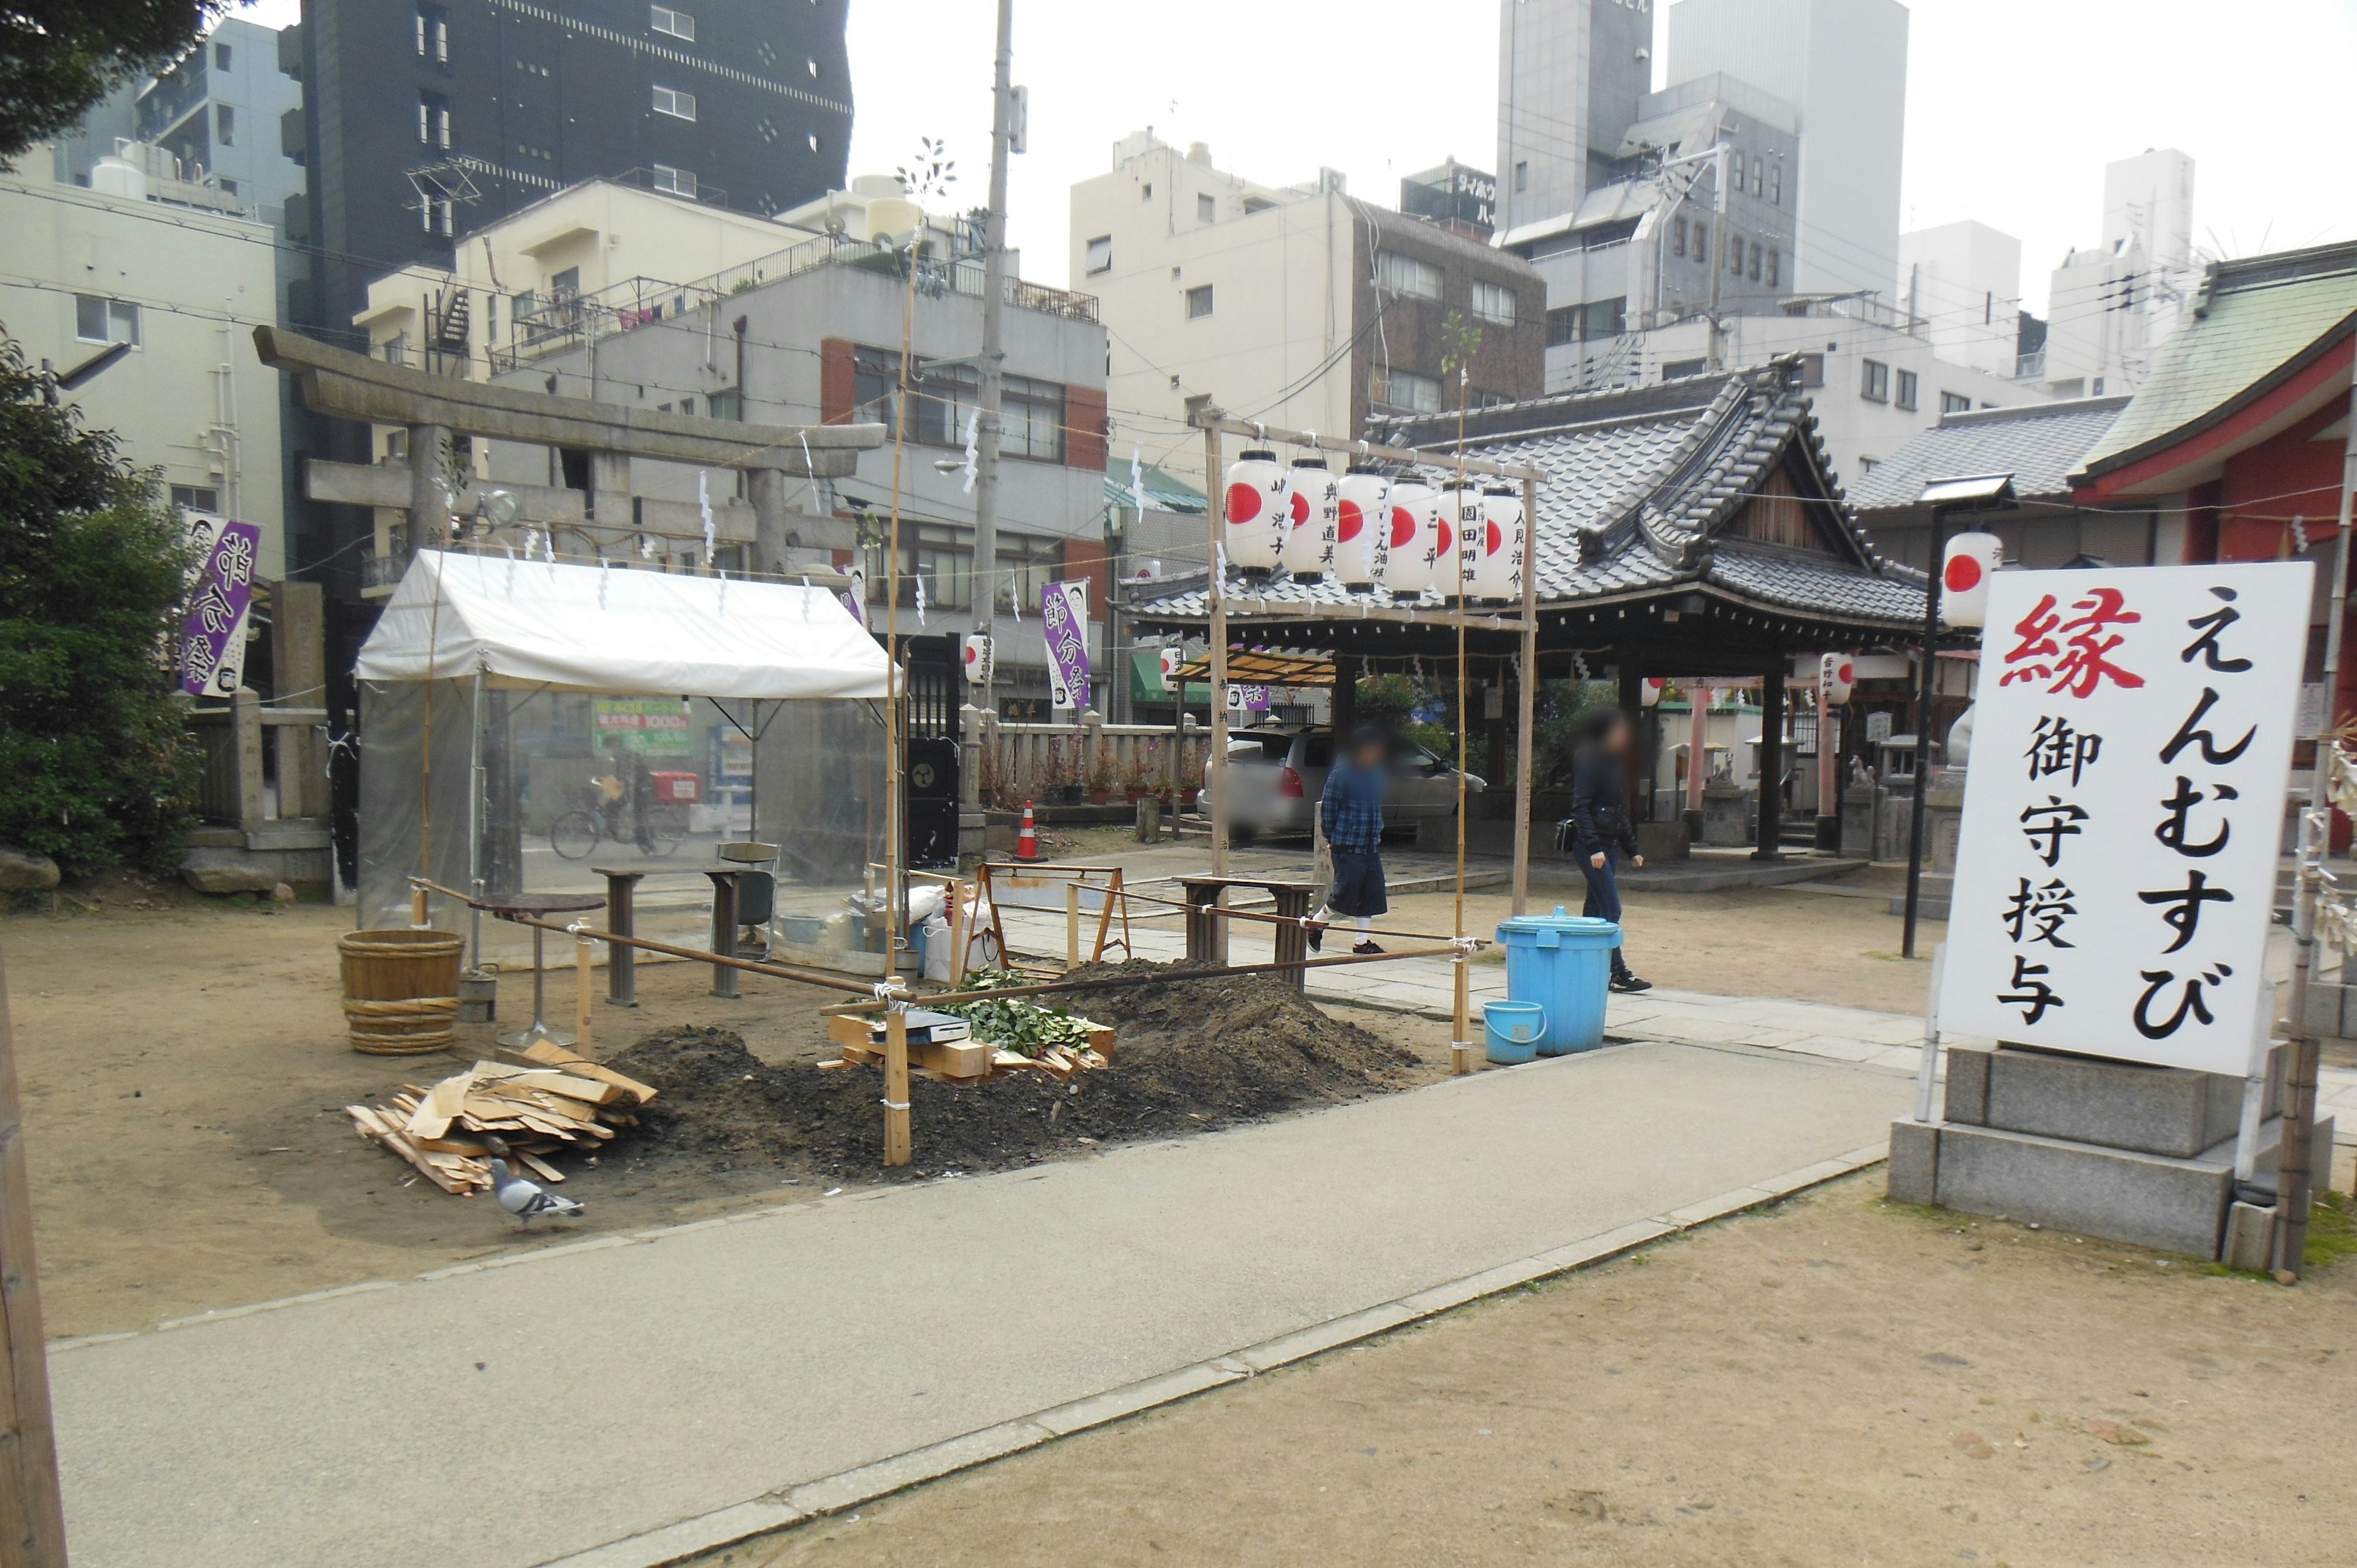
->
[1016, 801, 1041, 862]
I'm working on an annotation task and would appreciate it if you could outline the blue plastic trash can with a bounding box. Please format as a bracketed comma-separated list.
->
[1493, 906, 1619, 1055]
[1482, 1000, 1546, 1064]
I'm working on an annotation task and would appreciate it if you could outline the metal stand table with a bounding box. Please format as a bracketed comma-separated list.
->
[486, 892, 608, 1045]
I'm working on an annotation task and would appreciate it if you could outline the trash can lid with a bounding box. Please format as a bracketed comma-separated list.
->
[1494, 906, 1621, 940]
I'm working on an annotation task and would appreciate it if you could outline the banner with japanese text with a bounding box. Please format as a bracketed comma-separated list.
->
[592, 697, 695, 755]
[1041, 579, 1089, 710]
[179, 516, 261, 698]
[1938, 563, 2313, 1074]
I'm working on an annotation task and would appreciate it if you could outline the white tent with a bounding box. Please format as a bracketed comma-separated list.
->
[356, 550, 890, 700]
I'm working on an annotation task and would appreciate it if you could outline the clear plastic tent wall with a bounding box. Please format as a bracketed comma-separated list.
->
[355, 553, 892, 967]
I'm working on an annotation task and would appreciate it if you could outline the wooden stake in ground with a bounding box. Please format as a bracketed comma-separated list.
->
[884, 1010, 912, 1167]
[571, 922, 595, 1052]
[0, 949, 72, 1567]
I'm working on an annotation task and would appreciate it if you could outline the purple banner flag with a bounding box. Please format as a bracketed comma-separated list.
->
[1040, 580, 1090, 709]
[180, 518, 261, 698]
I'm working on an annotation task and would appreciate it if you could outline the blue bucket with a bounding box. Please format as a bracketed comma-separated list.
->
[1482, 1000, 1547, 1064]
[1493, 906, 1620, 1055]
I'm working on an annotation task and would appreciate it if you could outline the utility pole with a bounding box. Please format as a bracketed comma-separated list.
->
[0, 951, 69, 1567]
[970, 0, 1015, 715]
[1705, 142, 1731, 373]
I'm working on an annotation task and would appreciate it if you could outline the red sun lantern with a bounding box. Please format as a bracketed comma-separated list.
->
[1471, 485, 1525, 603]
[962, 633, 994, 687]
[1222, 450, 1286, 575]
[1639, 678, 1665, 708]
[1380, 479, 1438, 596]
[1939, 532, 2005, 628]
[1279, 458, 1337, 582]
[1334, 468, 1388, 591]
[1819, 652, 1853, 705]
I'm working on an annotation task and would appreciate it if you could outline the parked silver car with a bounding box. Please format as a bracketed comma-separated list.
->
[1199, 725, 1485, 841]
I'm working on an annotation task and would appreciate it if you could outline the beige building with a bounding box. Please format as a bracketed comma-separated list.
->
[0, 153, 285, 577]
[1070, 132, 1546, 492]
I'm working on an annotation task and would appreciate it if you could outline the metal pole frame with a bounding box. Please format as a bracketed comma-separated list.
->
[1902, 503, 1952, 959]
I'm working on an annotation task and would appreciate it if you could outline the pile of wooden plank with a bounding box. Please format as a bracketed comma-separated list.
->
[822, 1014, 1115, 1084]
[346, 1041, 656, 1196]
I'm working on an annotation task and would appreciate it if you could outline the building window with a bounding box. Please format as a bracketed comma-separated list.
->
[420, 195, 452, 235]
[652, 85, 697, 121]
[1546, 306, 1579, 347]
[1729, 234, 1743, 274]
[416, 4, 448, 60]
[651, 163, 697, 197]
[1084, 234, 1111, 274]
[1186, 284, 1214, 319]
[1002, 374, 1066, 462]
[1513, 160, 1528, 193]
[1368, 366, 1442, 415]
[1895, 369, 1918, 411]
[1768, 161, 1781, 205]
[1766, 248, 1779, 288]
[212, 41, 231, 69]
[1197, 193, 1216, 224]
[1751, 156, 1763, 198]
[419, 91, 451, 147]
[550, 267, 579, 295]
[1661, 357, 1706, 381]
[1377, 251, 1442, 301]
[1747, 242, 1761, 282]
[1140, 182, 1151, 201]
[1472, 280, 1517, 326]
[170, 484, 220, 512]
[706, 388, 740, 420]
[1693, 223, 1707, 266]
[1581, 296, 1625, 340]
[1860, 358, 1891, 402]
[1797, 352, 1824, 388]
[1673, 215, 1687, 258]
[853, 347, 910, 435]
[649, 3, 695, 39]
[1940, 391, 1972, 415]
[215, 104, 234, 144]
[74, 295, 140, 346]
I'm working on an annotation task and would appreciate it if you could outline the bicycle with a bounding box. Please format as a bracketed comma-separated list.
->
[549, 778, 689, 861]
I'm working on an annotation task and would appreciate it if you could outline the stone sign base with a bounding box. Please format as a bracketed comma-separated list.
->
[1887, 1042, 2325, 1262]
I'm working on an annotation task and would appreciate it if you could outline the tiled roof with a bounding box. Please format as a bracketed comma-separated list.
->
[1849, 396, 2131, 510]
[1134, 363, 1928, 630]
[1102, 460, 1206, 515]
[2076, 242, 2357, 479]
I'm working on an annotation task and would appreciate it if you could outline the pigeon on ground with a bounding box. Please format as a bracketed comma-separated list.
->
[487, 1158, 585, 1228]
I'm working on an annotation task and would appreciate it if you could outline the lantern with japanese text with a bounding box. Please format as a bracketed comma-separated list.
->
[1380, 479, 1439, 596]
[1158, 644, 1184, 689]
[1639, 678, 1665, 708]
[1819, 652, 1854, 705]
[1222, 449, 1286, 577]
[1279, 458, 1338, 582]
[1334, 468, 1389, 591]
[1439, 479, 1484, 603]
[962, 633, 994, 687]
[1471, 485, 1525, 603]
[1939, 532, 2005, 628]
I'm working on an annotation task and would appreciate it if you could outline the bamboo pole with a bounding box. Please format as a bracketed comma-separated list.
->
[824, 941, 1472, 1014]
[1512, 472, 1539, 916]
[883, 1010, 912, 1167]
[1451, 368, 1475, 1076]
[0, 949, 70, 1568]
[1203, 417, 1231, 889]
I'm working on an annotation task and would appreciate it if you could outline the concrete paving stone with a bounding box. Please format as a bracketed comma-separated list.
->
[786, 1422, 1055, 1518]
[1662, 1186, 1776, 1227]
[1235, 1302, 1422, 1372]
[1778, 1034, 1894, 1064]
[1030, 1362, 1244, 1436]
[1531, 1218, 1675, 1270]
[1755, 1158, 1857, 1195]
[1395, 1256, 1563, 1317]
[1734, 1028, 1816, 1049]
[535, 1500, 806, 1568]
[1868, 1046, 1928, 1073]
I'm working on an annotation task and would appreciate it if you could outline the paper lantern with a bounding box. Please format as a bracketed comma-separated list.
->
[1380, 479, 1438, 596]
[1279, 458, 1337, 582]
[1471, 485, 1525, 603]
[1939, 532, 2005, 627]
[1158, 645, 1183, 688]
[1222, 449, 1286, 576]
[1639, 678, 1665, 708]
[962, 633, 994, 687]
[1819, 652, 1854, 705]
[1334, 468, 1388, 591]
[1439, 480, 1484, 603]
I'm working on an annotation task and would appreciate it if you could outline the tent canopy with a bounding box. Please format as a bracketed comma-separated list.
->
[354, 550, 891, 700]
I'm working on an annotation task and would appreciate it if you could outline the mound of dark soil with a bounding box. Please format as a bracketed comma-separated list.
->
[604, 961, 1417, 1178]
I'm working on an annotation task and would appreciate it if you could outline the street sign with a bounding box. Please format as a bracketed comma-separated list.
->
[1937, 562, 2314, 1073]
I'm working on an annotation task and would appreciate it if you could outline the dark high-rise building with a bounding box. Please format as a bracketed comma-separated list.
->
[293, 0, 852, 344]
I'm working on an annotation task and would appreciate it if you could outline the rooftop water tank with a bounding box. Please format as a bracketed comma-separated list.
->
[90, 156, 148, 203]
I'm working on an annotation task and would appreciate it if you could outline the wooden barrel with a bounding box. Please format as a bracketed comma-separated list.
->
[339, 929, 464, 1055]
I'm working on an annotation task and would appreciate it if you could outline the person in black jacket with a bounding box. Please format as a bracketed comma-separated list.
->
[1568, 706, 1652, 993]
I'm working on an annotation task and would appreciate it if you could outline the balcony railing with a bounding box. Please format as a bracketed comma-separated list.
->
[2014, 350, 2047, 380]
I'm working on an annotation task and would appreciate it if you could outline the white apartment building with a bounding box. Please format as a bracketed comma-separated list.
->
[2039, 148, 2197, 397]
[1, 156, 286, 577]
[1070, 132, 1546, 493]
[1666, 0, 1910, 299]
[1895, 218, 2025, 380]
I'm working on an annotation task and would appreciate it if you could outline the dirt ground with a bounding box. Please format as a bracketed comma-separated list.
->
[690, 1176, 2357, 1568]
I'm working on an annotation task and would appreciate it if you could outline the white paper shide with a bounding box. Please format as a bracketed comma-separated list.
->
[1938, 562, 2315, 1074]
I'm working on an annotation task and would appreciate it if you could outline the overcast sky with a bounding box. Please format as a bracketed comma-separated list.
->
[236, 0, 2357, 314]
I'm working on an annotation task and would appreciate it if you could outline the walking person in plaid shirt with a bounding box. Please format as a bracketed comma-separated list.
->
[1308, 725, 1392, 954]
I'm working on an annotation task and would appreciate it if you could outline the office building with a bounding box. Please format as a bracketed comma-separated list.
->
[1494, 0, 1654, 239]
[2040, 149, 2197, 397]
[1896, 218, 2026, 380]
[1071, 132, 1546, 491]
